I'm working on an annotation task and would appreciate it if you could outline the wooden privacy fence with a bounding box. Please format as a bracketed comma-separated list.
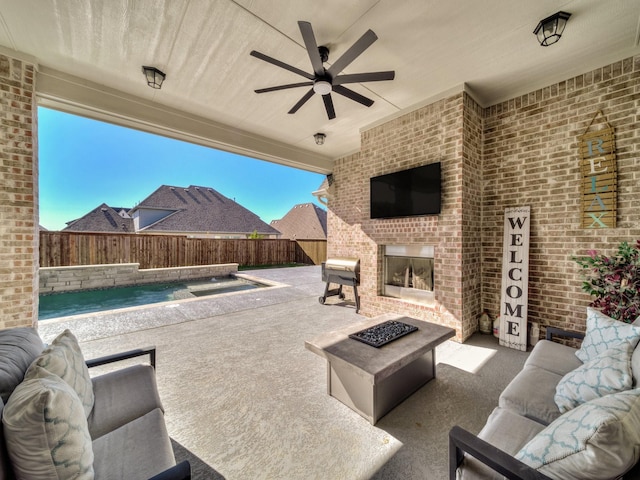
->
[40, 232, 327, 269]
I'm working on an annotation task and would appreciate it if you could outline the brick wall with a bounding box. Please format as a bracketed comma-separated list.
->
[328, 54, 640, 342]
[461, 94, 484, 338]
[328, 93, 483, 341]
[483, 54, 640, 335]
[0, 54, 38, 329]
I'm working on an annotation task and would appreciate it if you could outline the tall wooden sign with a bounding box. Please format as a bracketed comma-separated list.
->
[499, 206, 530, 352]
[579, 110, 616, 228]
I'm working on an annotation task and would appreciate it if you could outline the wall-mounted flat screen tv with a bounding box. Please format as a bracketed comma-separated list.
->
[370, 162, 441, 219]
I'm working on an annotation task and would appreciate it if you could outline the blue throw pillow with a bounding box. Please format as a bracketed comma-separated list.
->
[517, 388, 640, 479]
[555, 341, 634, 413]
[576, 308, 640, 363]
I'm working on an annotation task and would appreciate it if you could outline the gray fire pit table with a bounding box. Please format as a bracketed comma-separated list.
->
[305, 314, 455, 425]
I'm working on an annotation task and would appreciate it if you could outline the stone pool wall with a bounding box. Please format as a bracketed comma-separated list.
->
[39, 263, 239, 293]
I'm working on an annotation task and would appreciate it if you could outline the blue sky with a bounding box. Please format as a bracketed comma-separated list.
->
[38, 107, 326, 231]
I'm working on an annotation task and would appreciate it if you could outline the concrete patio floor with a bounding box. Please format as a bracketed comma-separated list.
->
[38, 265, 529, 479]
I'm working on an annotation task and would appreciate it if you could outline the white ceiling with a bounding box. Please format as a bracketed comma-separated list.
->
[1, 0, 639, 173]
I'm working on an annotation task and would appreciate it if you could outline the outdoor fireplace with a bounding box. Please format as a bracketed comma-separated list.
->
[383, 245, 435, 304]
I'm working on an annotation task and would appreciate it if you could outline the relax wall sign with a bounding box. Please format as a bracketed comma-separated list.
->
[579, 111, 617, 228]
[499, 206, 530, 352]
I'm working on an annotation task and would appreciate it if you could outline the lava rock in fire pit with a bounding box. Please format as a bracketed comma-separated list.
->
[349, 320, 418, 348]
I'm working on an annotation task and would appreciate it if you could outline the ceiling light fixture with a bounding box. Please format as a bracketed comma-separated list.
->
[534, 11, 571, 47]
[313, 79, 332, 96]
[314, 133, 326, 145]
[142, 66, 166, 89]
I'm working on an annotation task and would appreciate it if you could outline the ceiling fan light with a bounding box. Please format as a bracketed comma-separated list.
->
[313, 80, 332, 95]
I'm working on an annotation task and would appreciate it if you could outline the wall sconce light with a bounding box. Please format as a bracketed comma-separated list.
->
[142, 66, 166, 89]
[314, 133, 326, 145]
[534, 11, 571, 46]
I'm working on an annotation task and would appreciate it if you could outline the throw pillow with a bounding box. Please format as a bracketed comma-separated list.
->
[25, 329, 94, 417]
[575, 307, 640, 363]
[2, 367, 94, 480]
[0, 327, 44, 403]
[555, 341, 634, 413]
[515, 388, 640, 480]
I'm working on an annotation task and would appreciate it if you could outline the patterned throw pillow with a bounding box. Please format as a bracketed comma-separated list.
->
[576, 308, 640, 363]
[25, 329, 94, 417]
[516, 388, 640, 480]
[555, 341, 634, 413]
[2, 367, 94, 480]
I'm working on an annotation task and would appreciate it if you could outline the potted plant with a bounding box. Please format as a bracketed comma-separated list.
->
[573, 240, 640, 323]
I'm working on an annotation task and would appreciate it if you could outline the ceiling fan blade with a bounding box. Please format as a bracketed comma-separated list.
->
[255, 82, 313, 93]
[333, 85, 374, 107]
[298, 21, 325, 77]
[333, 71, 395, 86]
[288, 88, 315, 114]
[250, 50, 314, 80]
[327, 29, 378, 77]
[322, 94, 336, 120]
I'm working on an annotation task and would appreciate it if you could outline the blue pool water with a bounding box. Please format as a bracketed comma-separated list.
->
[39, 277, 264, 320]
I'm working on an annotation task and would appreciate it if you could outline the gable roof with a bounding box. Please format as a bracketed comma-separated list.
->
[131, 185, 280, 236]
[63, 203, 134, 233]
[270, 203, 327, 240]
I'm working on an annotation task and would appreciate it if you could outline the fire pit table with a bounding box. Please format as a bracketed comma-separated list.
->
[305, 315, 455, 425]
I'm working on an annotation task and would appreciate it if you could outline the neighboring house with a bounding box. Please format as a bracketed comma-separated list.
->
[63, 203, 134, 233]
[270, 203, 327, 240]
[129, 185, 280, 238]
[64, 184, 278, 239]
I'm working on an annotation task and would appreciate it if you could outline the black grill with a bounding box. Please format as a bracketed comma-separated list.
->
[318, 257, 360, 313]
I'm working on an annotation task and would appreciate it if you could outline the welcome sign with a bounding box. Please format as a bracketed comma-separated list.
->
[579, 111, 617, 228]
[499, 206, 530, 352]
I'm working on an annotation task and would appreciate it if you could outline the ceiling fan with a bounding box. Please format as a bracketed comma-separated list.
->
[250, 21, 395, 120]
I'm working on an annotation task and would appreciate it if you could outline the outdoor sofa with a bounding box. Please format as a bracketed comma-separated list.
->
[0, 327, 190, 480]
[451, 307, 640, 480]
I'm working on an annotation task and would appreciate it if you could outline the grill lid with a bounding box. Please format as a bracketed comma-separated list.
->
[325, 257, 360, 273]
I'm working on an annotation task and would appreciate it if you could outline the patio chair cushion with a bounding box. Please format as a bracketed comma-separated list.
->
[457, 407, 545, 480]
[498, 365, 563, 425]
[92, 408, 175, 479]
[524, 339, 582, 376]
[576, 308, 640, 363]
[0, 397, 11, 480]
[2, 367, 94, 480]
[515, 388, 640, 480]
[87, 363, 164, 440]
[555, 341, 634, 413]
[0, 327, 44, 403]
[24, 329, 94, 417]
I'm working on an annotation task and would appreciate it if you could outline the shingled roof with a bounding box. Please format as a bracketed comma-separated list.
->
[270, 203, 327, 240]
[131, 185, 280, 236]
[63, 203, 134, 233]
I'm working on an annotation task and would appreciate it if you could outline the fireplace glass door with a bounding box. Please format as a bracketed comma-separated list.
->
[382, 245, 435, 304]
[385, 256, 434, 292]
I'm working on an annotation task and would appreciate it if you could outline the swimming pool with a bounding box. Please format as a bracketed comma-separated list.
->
[38, 276, 267, 320]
